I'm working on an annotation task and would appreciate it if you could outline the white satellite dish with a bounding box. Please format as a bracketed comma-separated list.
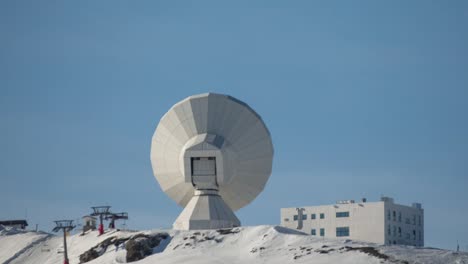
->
[151, 93, 274, 230]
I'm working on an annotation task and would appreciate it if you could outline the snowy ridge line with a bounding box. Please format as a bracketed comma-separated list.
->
[2, 226, 468, 264]
[3, 233, 52, 264]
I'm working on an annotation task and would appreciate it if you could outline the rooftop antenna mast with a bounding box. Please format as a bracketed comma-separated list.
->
[91, 206, 111, 235]
[53, 220, 75, 264]
[105, 212, 128, 229]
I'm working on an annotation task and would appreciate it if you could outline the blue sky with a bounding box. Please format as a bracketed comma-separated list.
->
[1, 1, 467, 250]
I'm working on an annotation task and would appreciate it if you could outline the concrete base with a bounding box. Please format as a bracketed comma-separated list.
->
[173, 190, 241, 230]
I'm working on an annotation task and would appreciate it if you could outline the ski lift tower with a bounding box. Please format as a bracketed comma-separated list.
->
[53, 220, 75, 264]
[105, 212, 128, 229]
[91, 206, 111, 235]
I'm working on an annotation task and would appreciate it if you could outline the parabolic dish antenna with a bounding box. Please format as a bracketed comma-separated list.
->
[151, 93, 273, 230]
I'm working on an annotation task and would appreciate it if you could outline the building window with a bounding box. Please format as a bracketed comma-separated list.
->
[284, 218, 289, 222]
[311, 229, 316, 235]
[393, 211, 396, 221]
[405, 218, 410, 224]
[302, 214, 307, 220]
[418, 215, 421, 226]
[293, 215, 298, 221]
[393, 226, 397, 237]
[336, 212, 350, 218]
[413, 215, 416, 225]
[418, 231, 422, 241]
[320, 228, 325, 236]
[336, 227, 350, 237]
[311, 214, 316, 220]
[320, 213, 325, 219]
[398, 212, 402, 222]
[387, 225, 391, 235]
[398, 227, 402, 237]
[413, 230, 416, 240]
[393, 240, 396, 245]
[387, 210, 391, 220]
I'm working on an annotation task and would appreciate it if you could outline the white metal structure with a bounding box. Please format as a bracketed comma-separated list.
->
[151, 93, 274, 230]
[281, 197, 424, 246]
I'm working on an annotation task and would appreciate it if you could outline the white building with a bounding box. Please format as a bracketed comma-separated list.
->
[82, 215, 97, 232]
[280, 197, 424, 246]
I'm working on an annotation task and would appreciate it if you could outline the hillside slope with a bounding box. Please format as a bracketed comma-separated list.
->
[1, 225, 467, 264]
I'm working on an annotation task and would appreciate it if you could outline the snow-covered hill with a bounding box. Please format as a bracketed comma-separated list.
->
[1, 225, 467, 264]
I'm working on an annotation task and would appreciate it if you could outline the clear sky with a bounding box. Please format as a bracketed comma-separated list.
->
[1, 1, 467, 251]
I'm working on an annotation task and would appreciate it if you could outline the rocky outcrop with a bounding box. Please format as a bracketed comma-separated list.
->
[125, 233, 169, 262]
[79, 233, 169, 263]
[79, 236, 127, 263]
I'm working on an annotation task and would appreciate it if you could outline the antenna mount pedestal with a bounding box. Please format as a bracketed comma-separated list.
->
[173, 190, 240, 230]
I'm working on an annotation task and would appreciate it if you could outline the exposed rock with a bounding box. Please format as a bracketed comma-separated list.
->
[79, 233, 169, 263]
[344, 246, 389, 261]
[79, 236, 119, 263]
[217, 228, 240, 235]
[315, 248, 335, 254]
[79, 249, 99, 263]
[251, 246, 266, 254]
[125, 233, 169, 262]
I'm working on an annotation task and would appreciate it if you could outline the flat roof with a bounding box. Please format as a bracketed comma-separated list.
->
[0, 220, 28, 226]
